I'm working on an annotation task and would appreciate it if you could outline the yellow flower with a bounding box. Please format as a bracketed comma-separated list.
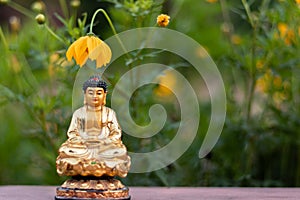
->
[157, 14, 170, 27]
[255, 70, 272, 93]
[154, 69, 176, 100]
[206, 0, 218, 3]
[256, 60, 264, 70]
[66, 34, 112, 68]
[283, 81, 290, 91]
[296, 0, 300, 5]
[285, 29, 295, 45]
[256, 76, 269, 93]
[277, 23, 295, 45]
[230, 34, 242, 45]
[278, 23, 288, 38]
[48, 53, 60, 77]
[273, 75, 282, 89]
[273, 91, 287, 107]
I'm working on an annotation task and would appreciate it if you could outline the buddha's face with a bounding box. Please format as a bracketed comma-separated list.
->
[85, 87, 106, 108]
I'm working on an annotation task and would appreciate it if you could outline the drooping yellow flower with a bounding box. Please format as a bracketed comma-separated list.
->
[157, 14, 170, 27]
[66, 34, 112, 68]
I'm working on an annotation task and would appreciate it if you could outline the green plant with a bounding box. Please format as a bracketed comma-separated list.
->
[0, 0, 299, 187]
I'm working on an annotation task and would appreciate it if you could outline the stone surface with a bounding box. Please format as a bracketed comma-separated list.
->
[0, 186, 299, 200]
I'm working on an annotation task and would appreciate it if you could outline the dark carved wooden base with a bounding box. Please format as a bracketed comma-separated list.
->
[55, 197, 130, 200]
[55, 196, 130, 200]
[55, 177, 130, 200]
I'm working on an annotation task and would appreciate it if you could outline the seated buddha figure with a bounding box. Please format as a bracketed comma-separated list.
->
[56, 76, 131, 178]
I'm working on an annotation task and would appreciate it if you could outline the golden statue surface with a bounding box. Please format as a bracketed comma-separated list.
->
[55, 76, 131, 200]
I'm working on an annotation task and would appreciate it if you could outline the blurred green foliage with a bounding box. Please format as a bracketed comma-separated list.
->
[0, 0, 299, 187]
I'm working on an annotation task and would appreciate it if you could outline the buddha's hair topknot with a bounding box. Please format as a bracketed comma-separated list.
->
[82, 75, 107, 92]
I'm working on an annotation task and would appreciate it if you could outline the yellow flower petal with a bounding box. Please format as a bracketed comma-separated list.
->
[66, 43, 75, 61]
[87, 36, 101, 54]
[89, 41, 112, 68]
[74, 37, 88, 64]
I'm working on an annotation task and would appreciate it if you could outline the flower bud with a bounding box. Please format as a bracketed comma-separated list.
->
[31, 1, 46, 13]
[70, 0, 80, 8]
[9, 16, 21, 33]
[0, 0, 9, 5]
[35, 14, 46, 25]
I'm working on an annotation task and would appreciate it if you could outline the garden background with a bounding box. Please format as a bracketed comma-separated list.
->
[0, 0, 299, 187]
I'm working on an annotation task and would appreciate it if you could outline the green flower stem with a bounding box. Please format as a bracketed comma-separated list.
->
[241, 0, 255, 28]
[0, 26, 8, 50]
[89, 8, 136, 104]
[45, 24, 65, 44]
[59, 0, 69, 19]
[89, 8, 128, 54]
[8, 1, 35, 19]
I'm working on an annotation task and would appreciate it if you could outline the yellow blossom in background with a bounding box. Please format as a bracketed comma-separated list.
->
[296, 0, 300, 5]
[273, 91, 287, 107]
[255, 70, 272, 93]
[273, 75, 282, 89]
[286, 29, 295, 45]
[264, 69, 272, 81]
[157, 14, 170, 27]
[154, 69, 176, 100]
[206, 0, 218, 3]
[230, 34, 242, 45]
[256, 60, 264, 70]
[278, 23, 288, 37]
[283, 81, 290, 91]
[48, 53, 75, 76]
[155, 85, 173, 98]
[277, 22, 295, 45]
[196, 46, 209, 58]
[48, 53, 60, 77]
[66, 34, 112, 68]
[256, 76, 269, 93]
[11, 55, 21, 73]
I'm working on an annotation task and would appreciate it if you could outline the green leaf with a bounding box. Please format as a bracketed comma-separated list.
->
[0, 84, 16, 106]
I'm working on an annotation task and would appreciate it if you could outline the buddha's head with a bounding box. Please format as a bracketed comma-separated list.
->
[83, 75, 107, 108]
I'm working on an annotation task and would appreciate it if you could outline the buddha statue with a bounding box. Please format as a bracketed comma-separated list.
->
[55, 76, 131, 200]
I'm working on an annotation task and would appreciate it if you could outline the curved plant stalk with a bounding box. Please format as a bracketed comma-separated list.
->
[7, 0, 35, 19]
[45, 24, 65, 44]
[89, 8, 127, 55]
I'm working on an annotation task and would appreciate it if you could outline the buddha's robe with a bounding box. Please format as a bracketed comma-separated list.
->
[56, 106, 131, 177]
